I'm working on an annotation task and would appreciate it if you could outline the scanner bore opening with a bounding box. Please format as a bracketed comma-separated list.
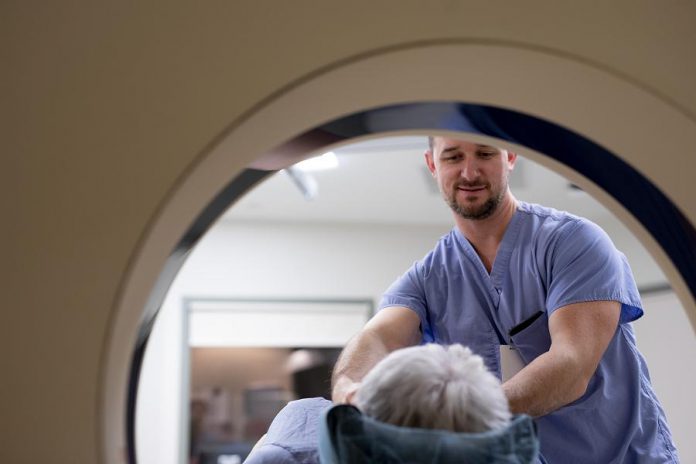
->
[127, 102, 696, 463]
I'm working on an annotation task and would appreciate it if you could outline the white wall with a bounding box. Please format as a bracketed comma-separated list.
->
[137, 219, 694, 464]
[136, 220, 450, 464]
[633, 290, 696, 463]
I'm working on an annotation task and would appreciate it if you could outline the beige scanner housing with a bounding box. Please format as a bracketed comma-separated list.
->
[3, 3, 695, 463]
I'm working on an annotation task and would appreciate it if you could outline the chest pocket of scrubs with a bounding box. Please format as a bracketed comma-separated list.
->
[509, 311, 552, 365]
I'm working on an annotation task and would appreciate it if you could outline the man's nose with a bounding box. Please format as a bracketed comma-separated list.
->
[459, 157, 479, 180]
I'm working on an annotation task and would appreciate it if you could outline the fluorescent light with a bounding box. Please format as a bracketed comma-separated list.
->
[294, 151, 339, 172]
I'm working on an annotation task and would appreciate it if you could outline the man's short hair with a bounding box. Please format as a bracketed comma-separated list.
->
[355, 344, 511, 433]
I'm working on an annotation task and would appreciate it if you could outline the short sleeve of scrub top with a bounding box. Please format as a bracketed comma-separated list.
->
[379, 258, 434, 341]
[544, 218, 643, 323]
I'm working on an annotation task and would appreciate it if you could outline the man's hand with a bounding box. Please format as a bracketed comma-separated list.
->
[332, 378, 360, 404]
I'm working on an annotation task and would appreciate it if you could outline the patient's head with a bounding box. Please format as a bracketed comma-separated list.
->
[355, 344, 511, 433]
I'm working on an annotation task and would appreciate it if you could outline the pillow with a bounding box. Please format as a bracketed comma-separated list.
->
[318, 405, 539, 464]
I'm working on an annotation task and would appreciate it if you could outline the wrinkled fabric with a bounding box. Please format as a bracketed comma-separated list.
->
[319, 405, 539, 464]
[244, 399, 539, 464]
[380, 202, 678, 463]
[244, 398, 332, 464]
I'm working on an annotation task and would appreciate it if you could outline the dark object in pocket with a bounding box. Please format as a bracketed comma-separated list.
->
[509, 311, 551, 365]
[509, 311, 543, 337]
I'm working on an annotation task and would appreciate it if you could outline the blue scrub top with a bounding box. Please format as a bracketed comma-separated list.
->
[380, 202, 678, 463]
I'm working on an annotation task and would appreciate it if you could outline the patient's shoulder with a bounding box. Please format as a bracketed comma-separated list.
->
[245, 397, 332, 464]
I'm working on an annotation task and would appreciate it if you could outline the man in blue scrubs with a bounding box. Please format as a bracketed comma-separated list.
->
[331, 137, 679, 463]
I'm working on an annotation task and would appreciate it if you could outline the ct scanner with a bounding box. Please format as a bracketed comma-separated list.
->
[3, 3, 696, 463]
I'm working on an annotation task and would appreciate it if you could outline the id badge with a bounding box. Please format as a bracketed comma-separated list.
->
[499, 345, 525, 381]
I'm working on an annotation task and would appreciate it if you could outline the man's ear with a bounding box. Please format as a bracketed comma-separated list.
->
[424, 150, 437, 176]
[507, 151, 518, 170]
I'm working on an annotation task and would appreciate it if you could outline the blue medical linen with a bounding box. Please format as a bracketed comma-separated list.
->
[245, 398, 540, 464]
[380, 202, 678, 463]
[244, 398, 332, 464]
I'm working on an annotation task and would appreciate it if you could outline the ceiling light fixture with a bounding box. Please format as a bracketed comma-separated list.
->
[294, 151, 339, 172]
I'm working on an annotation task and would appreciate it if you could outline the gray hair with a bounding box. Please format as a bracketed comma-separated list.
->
[355, 344, 511, 433]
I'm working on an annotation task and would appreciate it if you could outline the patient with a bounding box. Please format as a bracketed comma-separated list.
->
[355, 343, 511, 433]
[245, 344, 531, 463]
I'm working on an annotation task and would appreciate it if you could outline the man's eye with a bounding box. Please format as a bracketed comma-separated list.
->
[478, 151, 496, 158]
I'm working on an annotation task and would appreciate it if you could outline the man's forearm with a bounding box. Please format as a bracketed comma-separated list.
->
[505, 301, 620, 417]
[331, 306, 422, 403]
[502, 349, 590, 418]
[331, 329, 391, 403]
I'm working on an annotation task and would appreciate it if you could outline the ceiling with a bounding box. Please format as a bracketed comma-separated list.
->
[221, 136, 614, 227]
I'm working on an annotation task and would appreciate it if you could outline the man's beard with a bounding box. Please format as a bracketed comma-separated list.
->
[445, 183, 505, 220]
